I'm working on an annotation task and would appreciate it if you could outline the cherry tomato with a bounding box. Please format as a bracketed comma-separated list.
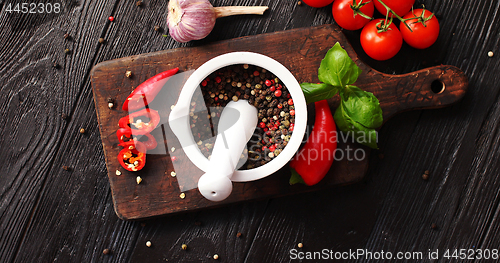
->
[332, 0, 374, 31]
[400, 9, 439, 49]
[373, 0, 414, 17]
[302, 0, 334, 8]
[360, 19, 403, 61]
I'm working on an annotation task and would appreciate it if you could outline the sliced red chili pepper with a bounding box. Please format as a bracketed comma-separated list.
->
[118, 108, 160, 135]
[289, 100, 337, 186]
[140, 133, 158, 150]
[122, 67, 179, 112]
[118, 141, 147, 172]
[117, 128, 157, 150]
[117, 128, 133, 143]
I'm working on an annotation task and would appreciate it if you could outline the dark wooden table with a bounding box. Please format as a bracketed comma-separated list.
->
[1, 0, 499, 262]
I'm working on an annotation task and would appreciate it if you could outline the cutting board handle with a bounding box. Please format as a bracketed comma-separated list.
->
[358, 65, 468, 121]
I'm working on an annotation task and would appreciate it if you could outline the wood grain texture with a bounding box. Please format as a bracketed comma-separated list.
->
[0, 1, 120, 262]
[1, 0, 500, 262]
[91, 24, 467, 219]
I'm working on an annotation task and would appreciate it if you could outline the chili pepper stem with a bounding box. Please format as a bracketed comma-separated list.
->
[213, 6, 268, 19]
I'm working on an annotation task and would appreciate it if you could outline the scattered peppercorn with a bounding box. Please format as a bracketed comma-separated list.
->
[213, 254, 219, 260]
[181, 244, 188, 250]
[431, 223, 437, 229]
[79, 128, 85, 134]
[180, 192, 186, 199]
[61, 113, 68, 120]
[136, 0, 143, 6]
[98, 37, 105, 44]
[146, 241, 152, 247]
[422, 173, 429, 180]
[125, 70, 132, 78]
[64, 48, 71, 54]
[236, 232, 242, 238]
[298, 243, 303, 248]
[64, 33, 70, 39]
[116, 169, 122, 176]
[488, 51, 494, 57]
[62, 165, 70, 171]
[136, 176, 142, 184]
[297, 1, 302, 5]
[424, 170, 430, 175]
[103, 248, 110, 255]
[108, 16, 114, 22]
[154, 25, 161, 31]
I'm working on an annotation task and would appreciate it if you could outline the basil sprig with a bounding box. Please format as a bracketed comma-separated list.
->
[300, 42, 383, 149]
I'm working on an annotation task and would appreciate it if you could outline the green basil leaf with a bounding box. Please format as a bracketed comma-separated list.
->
[289, 168, 306, 185]
[341, 85, 383, 129]
[300, 83, 340, 104]
[318, 42, 362, 87]
[334, 86, 383, 149]
[334, 105, 379, 149]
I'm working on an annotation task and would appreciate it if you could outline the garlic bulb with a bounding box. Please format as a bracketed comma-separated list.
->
[167, 0, 268, 43]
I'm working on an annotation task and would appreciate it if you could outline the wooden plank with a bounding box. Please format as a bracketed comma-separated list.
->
[91, 24, 467, 219]
[2, 0, 498, 263]
[0, 1, 124, 262]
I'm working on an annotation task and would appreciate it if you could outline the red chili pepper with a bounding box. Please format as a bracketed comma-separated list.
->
[118, 108, 160, 135]
[117, 128, 157, 150]
[122, 67, 179, 112]
[118, 141, 147, 172]
[117, 128, 133, 143]
[289, 100, 337, 186]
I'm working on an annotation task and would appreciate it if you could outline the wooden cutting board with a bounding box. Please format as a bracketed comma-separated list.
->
[91, 24, 467, 220]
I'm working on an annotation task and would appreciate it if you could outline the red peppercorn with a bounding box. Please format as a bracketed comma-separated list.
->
[271, 79, 275, 85]
[288, 99, 294, 105]
[214, 97, 218, 101]
[259, 122, 266, 128]
[171, 156, 177, 162]
[277, 84, 283, 90]
[289, 126, 294, 131]
[290, 109, 295, 116]
[253, 71, 260, 76]
[290, 123, 295, 127]
[108, 16, 114, 22]
[201, 80, 207, 87]
[274, 90, 282, 97]
[266, 130, 271, 135]
[287, 94, 291, 98]
[278, 104, 282, 109]
[265, 80, 272, 86]
[270, 86, 275, 92]
[215, 76, 222, 83]
[262, 146, 267, 151]
[269, 145, 276, 152]
[264, 128, 269, 132]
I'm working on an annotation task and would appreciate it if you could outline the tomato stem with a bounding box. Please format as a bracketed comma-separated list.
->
[375, 0, 424, 32]
[350, 0, 373, 20]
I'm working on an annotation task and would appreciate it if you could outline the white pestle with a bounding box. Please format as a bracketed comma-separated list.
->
[197, 100, 257, 201]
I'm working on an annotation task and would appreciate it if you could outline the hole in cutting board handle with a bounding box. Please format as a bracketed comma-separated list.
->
[211, 191, 217, 196]
[431, 80, 446, 94]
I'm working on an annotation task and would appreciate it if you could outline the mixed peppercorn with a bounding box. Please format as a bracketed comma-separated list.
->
[189, 64, 295, 169]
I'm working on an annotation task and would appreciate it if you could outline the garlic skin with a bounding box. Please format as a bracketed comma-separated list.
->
[167, 0, 216, 43]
